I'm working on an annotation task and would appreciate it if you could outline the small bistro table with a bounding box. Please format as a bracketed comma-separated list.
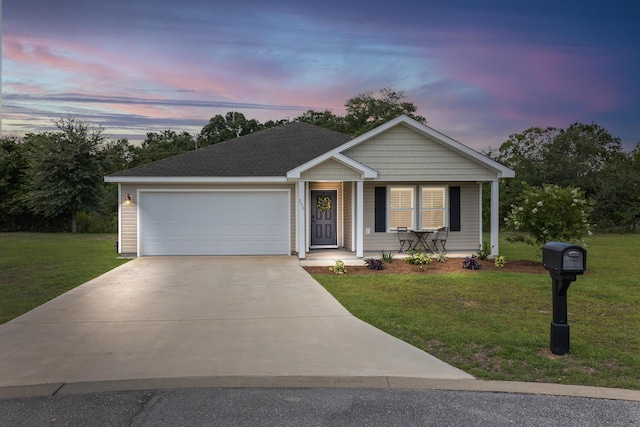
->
[411, 230, 435, 252]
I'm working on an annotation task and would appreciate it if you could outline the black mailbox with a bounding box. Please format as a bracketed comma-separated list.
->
[541, 242, 587, 355]
[542, 242, 586, 275]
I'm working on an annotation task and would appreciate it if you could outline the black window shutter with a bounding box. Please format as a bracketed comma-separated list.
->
[374, 187, 386, 232]
[449, 186, 461, 231]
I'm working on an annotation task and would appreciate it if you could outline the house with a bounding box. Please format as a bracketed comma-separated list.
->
[105, 115, 514, 258]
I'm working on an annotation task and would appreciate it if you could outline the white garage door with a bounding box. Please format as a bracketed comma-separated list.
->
[139, 191, 290, 256]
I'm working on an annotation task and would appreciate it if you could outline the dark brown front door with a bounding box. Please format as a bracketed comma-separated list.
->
[311, 190, 337, 246]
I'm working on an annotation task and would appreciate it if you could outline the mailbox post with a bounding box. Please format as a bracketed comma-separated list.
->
[542, 242, 587, 355]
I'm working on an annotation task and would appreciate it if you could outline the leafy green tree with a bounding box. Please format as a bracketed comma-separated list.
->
[592, 143, 640, 230]
[296, 109, 347, 133]
[0, 136, 30, 231]
[495, 122, 626, 229]
[541, 122, 622, 197]
[504, 183, 592, 249]
[131, 130, 195, 166]
[24, 117, 105, 233]
[492, 127, 559, 224]
[98, 138, 135, 175]
[198, 112, 262, 147]
[293, 88, 425, 136]
[496, 126, 558, 187]
[343, 88, 426, 135]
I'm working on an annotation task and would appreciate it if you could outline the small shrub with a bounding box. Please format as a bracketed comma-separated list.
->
[329, 260, 347, 275]
[462, 255, 482, 270]
[364, 258, 385, 270]
[494, 255, 507, 268]
[437, 251, 447, 263]
[380, 250, 394, 263]
[476, 242, 492, 260]
[406, 251, 432, 266]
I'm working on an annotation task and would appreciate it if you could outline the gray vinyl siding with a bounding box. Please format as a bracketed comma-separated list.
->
[120, 184, 138, 254]
[344, 125, 496, 181]
[361, 181, 481, 252]
[301, 159, 362, 181]
[118, 183, 296, 256]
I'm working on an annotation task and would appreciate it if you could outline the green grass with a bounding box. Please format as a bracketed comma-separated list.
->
[0, 233, 129, 324]
[2, 232, 638, 389]
[313, 233, 640, 390]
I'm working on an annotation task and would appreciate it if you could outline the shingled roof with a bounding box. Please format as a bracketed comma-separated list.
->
[107, 121, 353, 177]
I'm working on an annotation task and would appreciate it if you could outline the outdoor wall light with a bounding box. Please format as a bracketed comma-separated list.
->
[125, 194, 133, 205]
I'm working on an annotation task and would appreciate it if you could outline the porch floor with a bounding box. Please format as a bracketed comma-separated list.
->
[299, 248, 476, 267]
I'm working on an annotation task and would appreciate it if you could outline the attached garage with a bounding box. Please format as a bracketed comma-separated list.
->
[138, 190, 290, 256]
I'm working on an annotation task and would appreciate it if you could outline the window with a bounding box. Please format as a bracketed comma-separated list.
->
[421, 187, 446, 229]
[389, 187, 414, 230]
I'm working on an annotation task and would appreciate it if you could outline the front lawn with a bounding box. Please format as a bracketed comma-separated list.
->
[0, 233, 129, 324]
[312, 234, 640, 390]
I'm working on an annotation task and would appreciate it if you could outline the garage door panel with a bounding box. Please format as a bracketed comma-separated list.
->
[140, 191, 290, 256]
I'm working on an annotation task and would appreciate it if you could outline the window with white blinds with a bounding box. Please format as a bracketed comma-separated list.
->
[389, 187, 415, 230]
[421, 187, 446, 229]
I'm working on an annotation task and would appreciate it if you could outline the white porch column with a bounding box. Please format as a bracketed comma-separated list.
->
[296, 180, 306, 259]
[356, 180, 364, 258]
[491, 180, 500, 257]
[351, 182, 356, 251]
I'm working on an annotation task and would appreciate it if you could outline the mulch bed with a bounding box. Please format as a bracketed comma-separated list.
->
[303, 259, 547, 275]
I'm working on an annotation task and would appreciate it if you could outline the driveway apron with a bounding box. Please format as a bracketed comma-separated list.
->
[0, 257, 472, 387]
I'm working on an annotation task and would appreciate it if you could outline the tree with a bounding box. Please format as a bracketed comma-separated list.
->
[24, 117, 105, 233]
[541, 122, 622, 197]
[198, 112, 262, 147]
[293, 88, 425, 136]
[495, 122, 626, 229]
[131, 130, 195, 166]
[493, 127, 560, 223]
[98, 138, 135, 175]
[592, 143, 640, 230]
[0, 136, 29, 231]
[343, 88, 426, 135]
[504, 183, 592, 250]
[295, 109, 347, 133]
[496, 126, 559, 187]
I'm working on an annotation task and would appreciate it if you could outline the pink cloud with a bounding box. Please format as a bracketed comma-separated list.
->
[429, 35, 620, 118]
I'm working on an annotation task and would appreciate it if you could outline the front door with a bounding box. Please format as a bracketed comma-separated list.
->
[311, 190, 338, 247]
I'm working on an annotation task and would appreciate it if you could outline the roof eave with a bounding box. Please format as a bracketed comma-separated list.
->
[104, 176, 289, 184]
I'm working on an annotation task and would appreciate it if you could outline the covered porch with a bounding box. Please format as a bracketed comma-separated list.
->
[293, 179, 502, 261]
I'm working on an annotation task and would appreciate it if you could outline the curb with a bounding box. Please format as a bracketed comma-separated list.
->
[1, 376, 639, 401]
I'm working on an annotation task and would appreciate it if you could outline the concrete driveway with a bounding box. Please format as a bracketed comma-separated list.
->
[0, 256, 472, 388]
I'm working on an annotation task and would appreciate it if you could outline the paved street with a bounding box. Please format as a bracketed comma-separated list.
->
[2, 387, 639, 426]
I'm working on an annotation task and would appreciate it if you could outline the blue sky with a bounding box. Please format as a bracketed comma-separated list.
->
[2, 0, 639, 150]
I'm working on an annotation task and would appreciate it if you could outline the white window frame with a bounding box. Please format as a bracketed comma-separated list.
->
[387, 185, 449, 232]
[388, 186, 415, 231]
[420, 186, 448, 230]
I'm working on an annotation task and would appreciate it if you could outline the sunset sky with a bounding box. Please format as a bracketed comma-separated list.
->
[2, 1, 639, 150]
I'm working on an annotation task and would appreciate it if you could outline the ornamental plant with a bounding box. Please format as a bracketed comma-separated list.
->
[494, 255, 506, 268]
[405, 251, 432, 266]
[462, 255, 481, 270]
[329, 260, 347, 275]
[380, 250, 395, 263]
[504, 183, 592, 249]
[364, 258, 384, 270]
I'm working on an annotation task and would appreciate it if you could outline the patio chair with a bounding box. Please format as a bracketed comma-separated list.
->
[397, 226, 415, 253]
[431, 227, 449, 251]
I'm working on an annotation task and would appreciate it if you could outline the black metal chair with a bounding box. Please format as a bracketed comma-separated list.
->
[431, 227, 449, 251]
[397, 226, 415, 253]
